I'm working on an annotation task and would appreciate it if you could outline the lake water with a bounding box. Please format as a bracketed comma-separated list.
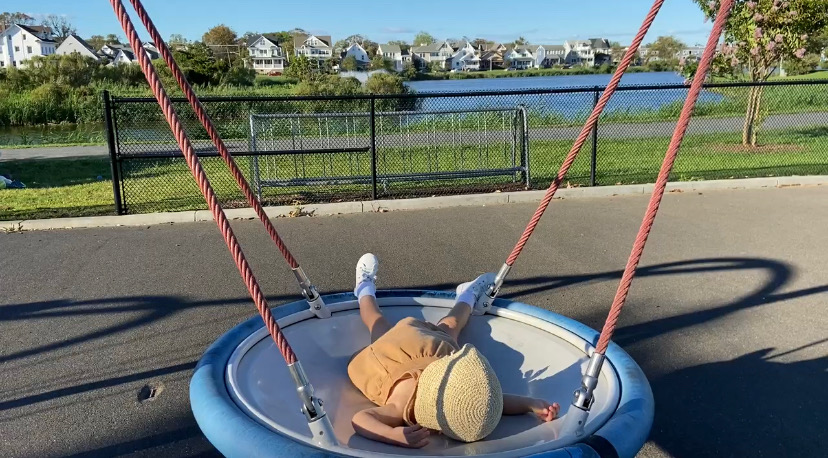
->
[1, 72, 724, 146]
[404, 71, 723, 117]
[405, 71, 687, 92]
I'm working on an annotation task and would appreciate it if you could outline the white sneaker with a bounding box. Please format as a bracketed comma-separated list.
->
[355, 253, 379, 289]
[456, 272, 496, 305]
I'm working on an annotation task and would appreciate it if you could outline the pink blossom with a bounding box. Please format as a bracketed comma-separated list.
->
[754, 28, 763, 39]
[771, 5, 779, 12]
[794, 48, 806, 58]
[773, 0, 781, 6]
[746, 1, 756, 9]
[782, 1, 790, 8]
[775, 34, 784, 43]
[800, 34, 809, 41]
[750, 47, 759, 56]
[788, 10, 798, 17]
[707, 1, 716, 9]
[766, 41, 776, 51]
[753, 13, 764, 22]
[730, 57, 739, 67]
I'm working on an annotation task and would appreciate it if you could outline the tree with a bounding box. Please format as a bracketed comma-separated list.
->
[610, 41, 627, 64]
[693, 0, 828, 146]
[87, 35, 106, 51]
[202, 24, 237, 45]
[284, 54, 314, 80]
[42, 15, 76, 43]
[0, 12, 35, 30]
[388, 39, 410, 53]
[646, 35, 685, 63]
[220, 65, 256, 86]
[341, 55, 359, 71]
[413, 31, 436, 46]
[370, 55, 394, 71]
[169, 34, 189, 48]
[402, 61, 418, 79]
[364, 72, 409, 94]
[105, 34, 122, 45]
[512, 36, 528, 46]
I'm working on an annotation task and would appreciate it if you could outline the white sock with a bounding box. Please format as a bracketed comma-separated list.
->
[355, 281, 376, 300]
[455, 291, 476, 310]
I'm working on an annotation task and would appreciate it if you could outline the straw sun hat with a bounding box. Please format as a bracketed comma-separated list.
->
[414, 344, 503, 442]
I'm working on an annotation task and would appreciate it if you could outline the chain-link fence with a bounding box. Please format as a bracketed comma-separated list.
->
[105, 80, 828, 215]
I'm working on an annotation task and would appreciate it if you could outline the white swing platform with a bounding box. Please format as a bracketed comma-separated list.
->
[190, 291, 653, 458]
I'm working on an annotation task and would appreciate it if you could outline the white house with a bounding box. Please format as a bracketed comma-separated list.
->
[564, 40, 594, 66]
[340, 42, 370, 70]
[505, 46, 535, 70]
[293, 34, 332, 68]
[246, 33, 286, 75]
[0, 24, 56, 68]
[411, 40, 454, 70]
[108, 45, 160, 66]
[55, 34, 102, 60]
[678, 46, 705, 63]
[377, 43, 407, 71]
[450, 41, 480, 71]
[540, 45, 566, 66]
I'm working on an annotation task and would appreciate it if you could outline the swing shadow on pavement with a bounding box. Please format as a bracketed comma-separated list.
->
[1, 257, 826, 457]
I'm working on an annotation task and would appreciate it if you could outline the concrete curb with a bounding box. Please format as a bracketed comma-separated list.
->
[6, 176, 826, 232]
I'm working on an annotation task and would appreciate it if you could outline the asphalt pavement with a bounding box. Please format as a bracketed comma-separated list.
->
[1, 187, 826, 457]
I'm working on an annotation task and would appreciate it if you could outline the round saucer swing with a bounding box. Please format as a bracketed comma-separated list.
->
[107, 0, 735, 456]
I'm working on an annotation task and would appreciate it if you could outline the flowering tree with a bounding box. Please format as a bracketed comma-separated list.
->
[693, 0, 828, 145]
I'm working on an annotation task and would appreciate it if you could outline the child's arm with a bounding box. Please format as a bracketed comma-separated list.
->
[503, 394, 560, 422]
[352, 404, 430, 448]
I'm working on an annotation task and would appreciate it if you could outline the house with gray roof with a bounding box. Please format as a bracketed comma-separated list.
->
[293, 33, 333, 69]
[247, 34, 286, 74]
[56, 34, 103, 60]
[410, 40, 454, 70]
[377, 43, 410, 72]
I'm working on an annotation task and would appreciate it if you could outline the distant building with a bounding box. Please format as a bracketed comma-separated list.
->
[293, 33, 333, 68]
[411, 40, 454, 70]
[340, 42, 371, 70]
[376, 43, 409, 72]
[55, 35, 103, 60]
[0, 24, 57, 68]
[246, 34, 286, 75]
[450, 41, 480, 71]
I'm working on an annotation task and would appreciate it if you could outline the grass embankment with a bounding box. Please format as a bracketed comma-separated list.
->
[2, 126, 825, 221]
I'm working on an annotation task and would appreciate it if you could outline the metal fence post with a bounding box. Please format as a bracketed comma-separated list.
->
[103, 90, 124, 215]
[590, 87, 599, 187]
[370, 97, 378, 200]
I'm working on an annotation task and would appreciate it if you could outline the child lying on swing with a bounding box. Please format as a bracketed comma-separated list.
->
[348, 253, 560, 448]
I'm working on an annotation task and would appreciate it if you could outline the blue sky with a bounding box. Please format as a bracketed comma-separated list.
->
[25, 0, 713, 46]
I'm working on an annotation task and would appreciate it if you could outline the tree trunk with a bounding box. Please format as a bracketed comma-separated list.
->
[742, 83, 765, 147]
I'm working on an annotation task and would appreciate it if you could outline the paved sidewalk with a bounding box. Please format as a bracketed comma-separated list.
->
[1, 187, 826, 457]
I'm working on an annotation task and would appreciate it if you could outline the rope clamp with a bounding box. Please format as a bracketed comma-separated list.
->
[292, 267, 330, 318]
[474, 263, 511, 315]
[561, 352, 605, 437]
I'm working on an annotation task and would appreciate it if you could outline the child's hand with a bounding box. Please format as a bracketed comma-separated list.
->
[391, 424, 430, 448]
[529, 399, 560, 422]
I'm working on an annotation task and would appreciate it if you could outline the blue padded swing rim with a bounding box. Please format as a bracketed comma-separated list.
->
[190, 290, 653, 458]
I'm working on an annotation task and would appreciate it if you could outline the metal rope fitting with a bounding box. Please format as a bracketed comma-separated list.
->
[287, 361, 326, 421]
[560, 352, 605, 438]
[292, 267, 330, 318]
[474, 263, 511, 315]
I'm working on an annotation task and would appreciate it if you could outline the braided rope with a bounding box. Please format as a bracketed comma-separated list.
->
[505, 0, 665, 267]
[109, 0, 297, 364]
[127, 0, 299, 269]
[595, 0, 734, 354]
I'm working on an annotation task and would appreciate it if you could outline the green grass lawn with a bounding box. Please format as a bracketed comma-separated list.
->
[2, 125, 826, 221]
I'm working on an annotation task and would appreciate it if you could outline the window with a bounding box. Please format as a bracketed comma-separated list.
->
[22, 34, 26, 40]
[15, 46, 20, 52]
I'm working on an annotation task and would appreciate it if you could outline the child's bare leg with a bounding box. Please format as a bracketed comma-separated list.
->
[437, 301, 472, 341]
[355, 253, 390, 342]
[437, 272, 496, 341]
[359, 295, 392, 342]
